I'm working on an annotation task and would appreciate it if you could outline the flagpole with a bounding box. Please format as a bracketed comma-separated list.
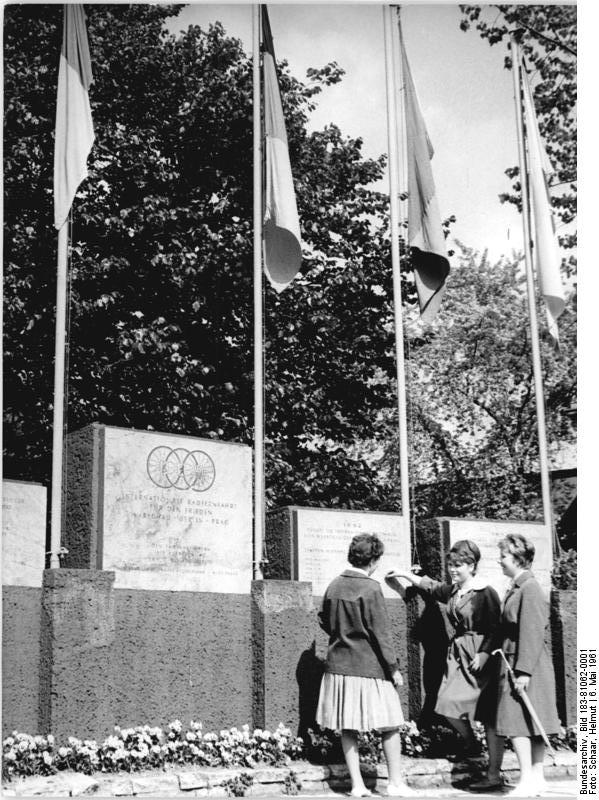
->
[384, 5, 411, 545]
[49, 222, 69, 569]
[253, 3, 265, 580]
[510, 36, 555, 546]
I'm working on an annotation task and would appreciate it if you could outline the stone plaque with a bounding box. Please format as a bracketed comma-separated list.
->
[272, 507, 410, 598]
[447, 519, 552, 599]
[66, 426, 253, 592]
[2, 480, 47, 587]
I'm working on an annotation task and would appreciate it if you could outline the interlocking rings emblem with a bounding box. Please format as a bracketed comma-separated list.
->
[146, 446, 216, 492]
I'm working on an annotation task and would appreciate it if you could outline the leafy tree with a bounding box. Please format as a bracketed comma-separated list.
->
[4, 4, 576, 526]
[3, 3, 410, 508]
[459, 5, 577, 261]
[380, 244, 576, 523]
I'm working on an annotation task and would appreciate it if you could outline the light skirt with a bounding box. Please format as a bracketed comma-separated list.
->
[316, 672, 404, 733]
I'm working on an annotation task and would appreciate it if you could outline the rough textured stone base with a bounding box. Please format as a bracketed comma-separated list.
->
[2, 752, 577, 797]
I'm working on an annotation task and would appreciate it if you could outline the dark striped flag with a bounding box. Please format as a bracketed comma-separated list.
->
[398, 19, 450, 321]
[53, 4, 94, 230]
[262, 5, 302, 293]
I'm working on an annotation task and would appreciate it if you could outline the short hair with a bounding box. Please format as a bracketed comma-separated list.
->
[348, 533, 385, 568]
[498, 533, 535, 568]
[446, 540, 481, 572]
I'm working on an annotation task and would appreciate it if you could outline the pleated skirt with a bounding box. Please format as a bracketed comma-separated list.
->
[316, 672, 404, 733]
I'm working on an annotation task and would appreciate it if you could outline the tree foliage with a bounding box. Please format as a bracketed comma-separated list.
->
[4, 5, 576, 525]
[3, 3, 407, 508]
[459, 5, 577, 260]
[381, 244, 577, 522]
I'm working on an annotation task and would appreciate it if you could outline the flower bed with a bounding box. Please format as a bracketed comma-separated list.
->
[2, 720, 577, 783]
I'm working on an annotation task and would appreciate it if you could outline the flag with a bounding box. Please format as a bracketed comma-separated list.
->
[398, 20, 450, 322]
[54, 4, 94, 230]
[520, 54, 566, 343]
[262, 6, 302, 293]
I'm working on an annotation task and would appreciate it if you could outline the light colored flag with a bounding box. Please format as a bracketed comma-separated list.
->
[53, 4, 94, 230]
[398, 20, 450, 322]
[262, 6, 302, 293]
[520, 57, 566, 344]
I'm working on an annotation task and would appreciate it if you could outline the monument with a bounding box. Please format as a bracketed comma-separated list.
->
[2, 480, 47, 587]
[266, 506, 410, 597]
[64, 424, 252, 592]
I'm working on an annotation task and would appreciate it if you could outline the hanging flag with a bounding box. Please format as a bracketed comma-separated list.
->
[53, 4, 94, 230]
[520, 55, 566, 343]
[398, 20, 450, 322]
[262, 5, 302, 293]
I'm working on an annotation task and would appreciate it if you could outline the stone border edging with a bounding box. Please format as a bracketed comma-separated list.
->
[2, 751, 577, 797]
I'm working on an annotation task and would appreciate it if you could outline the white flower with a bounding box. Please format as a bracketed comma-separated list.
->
[104, 735, 120, 749]
[169, 720, 182, 733]
[18, 741, 28, 752]
[42, 751, 53, 765]
[58, 747, 69, 758]
[47, 735, 55, 745]
[3, 737, 15, 747]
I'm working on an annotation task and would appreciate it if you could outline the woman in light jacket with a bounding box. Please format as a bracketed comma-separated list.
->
[494, 533, 561, 797]
[316, 533, 414, 797]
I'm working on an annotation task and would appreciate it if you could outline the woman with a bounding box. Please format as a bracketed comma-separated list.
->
[494, 533, 561, 797]
[385, 540, 505, 790]
[316, 533, 415, 797]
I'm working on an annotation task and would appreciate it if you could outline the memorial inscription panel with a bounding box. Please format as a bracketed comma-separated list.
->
[447, 518, 552, 598]
[100, 427, 252, 592]
[292, 507, 410, 597]
[2, 480, 47, 587]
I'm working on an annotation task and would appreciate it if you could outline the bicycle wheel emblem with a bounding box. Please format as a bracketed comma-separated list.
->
[147, 446, 216, 491]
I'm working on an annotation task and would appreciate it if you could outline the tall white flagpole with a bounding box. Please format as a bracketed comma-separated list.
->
[510, 37, 555, 545]
[253, 4, 265, 579]
[384, 5, 411, 545]
[49, 223, 69, 569]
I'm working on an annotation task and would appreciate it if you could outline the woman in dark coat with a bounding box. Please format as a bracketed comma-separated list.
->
[386, 540, 505, 790]
[316, 533, 415, 797]
[494, 533, 561, 797]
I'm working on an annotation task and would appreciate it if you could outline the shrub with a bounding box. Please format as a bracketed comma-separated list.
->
[2, 720, 577, 783]
[2, 722, 303, 783]
[551, 549, 577, 590]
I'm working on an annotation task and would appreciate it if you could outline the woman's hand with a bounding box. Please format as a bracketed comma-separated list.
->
[385, 568, 422, 589]
[469, 652, 489, 675]
[391, 669, 404, 688]
[384, 572, 406, 592]
[514, 673, 531, 693]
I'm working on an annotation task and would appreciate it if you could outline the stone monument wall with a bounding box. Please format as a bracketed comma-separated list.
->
[265, 506, 411, 598]
[2, 480, 47, 586]
[2, 480, 47, 733]
[2, 586, 42, 735]
[64, 424, 253, 593]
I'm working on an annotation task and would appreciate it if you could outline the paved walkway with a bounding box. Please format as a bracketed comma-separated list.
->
[250, 779, 577, 798]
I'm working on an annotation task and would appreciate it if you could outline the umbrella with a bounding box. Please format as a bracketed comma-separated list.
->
[492, 649, 554, 753]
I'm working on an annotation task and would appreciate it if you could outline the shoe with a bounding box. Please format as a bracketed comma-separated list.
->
[386, 783, 417, 797]
[469, 776, 505, 791]
[349, 789, 372, 798]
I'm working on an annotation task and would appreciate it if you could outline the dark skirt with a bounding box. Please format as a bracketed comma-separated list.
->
[494, 649, 562, 738]
[435, 632, 496, 724]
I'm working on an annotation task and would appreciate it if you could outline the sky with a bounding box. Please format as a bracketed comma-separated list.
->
[165, 3, 525, 262]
